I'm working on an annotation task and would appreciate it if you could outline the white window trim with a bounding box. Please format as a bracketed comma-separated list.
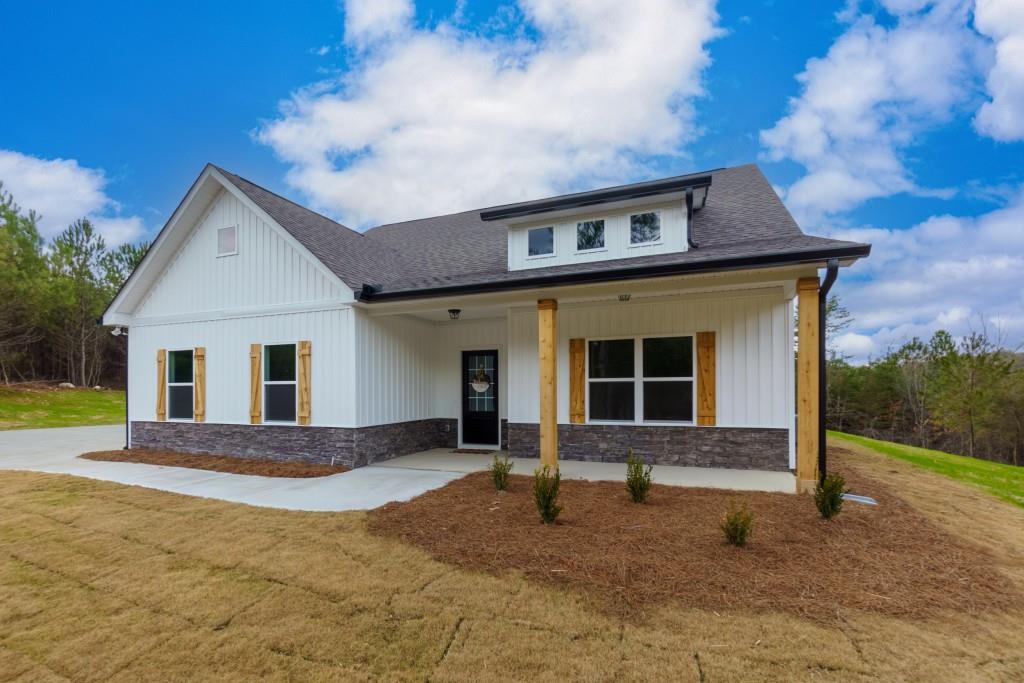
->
[575, 218, 607, 254]
[262, 342, 298, 425]
[627, 210, 664, 248]
[585, 334, 696, 426]
[525, 225, 557, 260]
[166, 348, 194, 422]
[216, 225, 238, 258]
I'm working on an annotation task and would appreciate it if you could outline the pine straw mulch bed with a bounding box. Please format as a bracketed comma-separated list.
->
[80, 448, 349, 478]
[368, 450, 1022, 621]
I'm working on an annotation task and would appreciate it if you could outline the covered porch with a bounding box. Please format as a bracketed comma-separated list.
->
[357, 265, 825, 492]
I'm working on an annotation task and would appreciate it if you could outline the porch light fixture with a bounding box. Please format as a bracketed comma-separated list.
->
[110, 326, 126, 337]
[448, 308, 461, 320]
[618, 293, 631, 302]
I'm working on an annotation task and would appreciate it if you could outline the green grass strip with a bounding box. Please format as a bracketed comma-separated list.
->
[830, 430, 1024, 509]
[0, 387, 125, 430]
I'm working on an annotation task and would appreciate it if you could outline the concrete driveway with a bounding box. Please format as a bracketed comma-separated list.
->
[0, 425, 463, 512]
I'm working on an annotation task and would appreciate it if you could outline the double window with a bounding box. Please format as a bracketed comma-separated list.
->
[167, 350, 194, 420]
[263, 343, 297, 423]
[587, 336, 694, 423]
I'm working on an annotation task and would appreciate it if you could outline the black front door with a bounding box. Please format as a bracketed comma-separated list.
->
[462, 350, 499, 446]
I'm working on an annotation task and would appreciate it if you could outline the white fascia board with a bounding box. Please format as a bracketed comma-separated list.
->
[102, 165, 221, 325]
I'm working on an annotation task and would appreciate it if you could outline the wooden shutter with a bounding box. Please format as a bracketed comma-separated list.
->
[696, 331, 716, 426]
[193, 347, 206, 423]
[569, 338, 585, 424]
[249, 344, 262, 424]
[156, 349, 167, 421]
[298, 340, 311, 426]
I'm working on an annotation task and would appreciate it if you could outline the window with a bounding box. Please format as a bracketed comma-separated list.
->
[527, 226, 554, 257]
[167, 350, 194, 420]
[264, 343, 297, 423]
[587, 336, 694, 423]
[217, 225, 237, 256]
[641, 336, 693, 421]
[630, 212, 661, 245]
[576, 219, 605, 251]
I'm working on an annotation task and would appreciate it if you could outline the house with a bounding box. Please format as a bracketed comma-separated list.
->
[102, 163, 870, 492]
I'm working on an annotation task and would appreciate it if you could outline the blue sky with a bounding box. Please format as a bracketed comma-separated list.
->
[2, 0, 1022, 360]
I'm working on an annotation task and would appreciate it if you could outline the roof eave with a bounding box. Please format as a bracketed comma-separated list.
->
[479, 175, 713, 222]
[356, 243, 871, 303]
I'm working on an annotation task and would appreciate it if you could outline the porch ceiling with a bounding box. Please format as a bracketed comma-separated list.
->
[359, 264, 815, 319]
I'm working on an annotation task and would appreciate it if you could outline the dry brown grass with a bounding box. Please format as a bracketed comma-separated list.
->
[368, 452, 1020, 621]
[0, 442, 1022, 681]
[80, 448, 349, 477]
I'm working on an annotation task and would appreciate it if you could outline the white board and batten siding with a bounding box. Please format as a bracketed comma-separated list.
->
[352, 312, 508, 428]
[129, 310, 355, 426]
[134, 189, 347, 319]
[507, 290, 794, 430]
[129, 188, 357, 427]
[507, 200, 688, 271]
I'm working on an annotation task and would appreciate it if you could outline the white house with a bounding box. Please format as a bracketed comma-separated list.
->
[102, 164, 870, 492]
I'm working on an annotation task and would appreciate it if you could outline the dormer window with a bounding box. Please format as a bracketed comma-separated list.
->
[576, 220, 605, 252]
[630, 211, 661, 245]
[527, 226, 554, 257]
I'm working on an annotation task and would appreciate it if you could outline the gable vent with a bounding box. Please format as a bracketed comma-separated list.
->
[217, 225, 237, 256]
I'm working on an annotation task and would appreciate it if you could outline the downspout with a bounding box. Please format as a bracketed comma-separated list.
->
[818, 258, 839, 483]
[123, 330, 130, 450]
[685, 188, 699, 249]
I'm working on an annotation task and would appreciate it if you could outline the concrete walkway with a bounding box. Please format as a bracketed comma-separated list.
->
[378, 449, 797, 493]
[0, 426, 463, 512]
[0, 426, 796, 512]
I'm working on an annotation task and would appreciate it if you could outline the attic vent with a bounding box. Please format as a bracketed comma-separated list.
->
[217, 226, 237, 257]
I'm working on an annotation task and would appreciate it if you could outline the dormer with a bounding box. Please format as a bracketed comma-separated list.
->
[481, 174, 711, 272]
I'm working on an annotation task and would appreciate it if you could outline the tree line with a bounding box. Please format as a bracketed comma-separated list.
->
[0, 184, 147, 387]
[825, 300, 1024, 467]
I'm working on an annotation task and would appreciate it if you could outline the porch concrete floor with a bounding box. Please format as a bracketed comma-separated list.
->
[373, 448, 798, 493]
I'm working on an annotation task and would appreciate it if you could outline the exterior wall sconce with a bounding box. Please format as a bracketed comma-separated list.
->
[448, 309, 461, 320]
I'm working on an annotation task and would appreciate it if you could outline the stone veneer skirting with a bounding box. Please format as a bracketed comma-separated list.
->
[131, 419, 459, 468]
[507, 423, 790, 471]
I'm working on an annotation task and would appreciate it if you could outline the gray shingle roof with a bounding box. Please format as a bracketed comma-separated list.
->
[216, 163, 869, 299]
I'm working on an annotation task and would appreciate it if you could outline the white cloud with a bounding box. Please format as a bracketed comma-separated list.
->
[258, 0, 722, 227]
[0, 150, 144, 244]
[344, 0, 415, 46]
[760, 1, 985, 223]
[973, 0, 1024, 141]
[821, 191, 1024, 362]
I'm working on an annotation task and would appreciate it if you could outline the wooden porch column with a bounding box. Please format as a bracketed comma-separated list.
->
[537, 299, 558, 469]
[796, 277, 820, 493]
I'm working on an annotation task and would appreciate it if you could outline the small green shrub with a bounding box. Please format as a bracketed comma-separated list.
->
[533, 465, 563, 524]
[490, 454, 513, 491]
[815, 473, 848, 520]
[625, 448, 653, 503]
[721, 503, 754, 547]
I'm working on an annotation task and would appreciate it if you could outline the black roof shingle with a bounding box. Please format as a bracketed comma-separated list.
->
[215, 163, 869, 300]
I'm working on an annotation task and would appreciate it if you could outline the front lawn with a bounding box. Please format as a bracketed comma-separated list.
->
[2, 445, 1024, 680]
[0, 384, 125, 430]
[830, 431, 1024, 508]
